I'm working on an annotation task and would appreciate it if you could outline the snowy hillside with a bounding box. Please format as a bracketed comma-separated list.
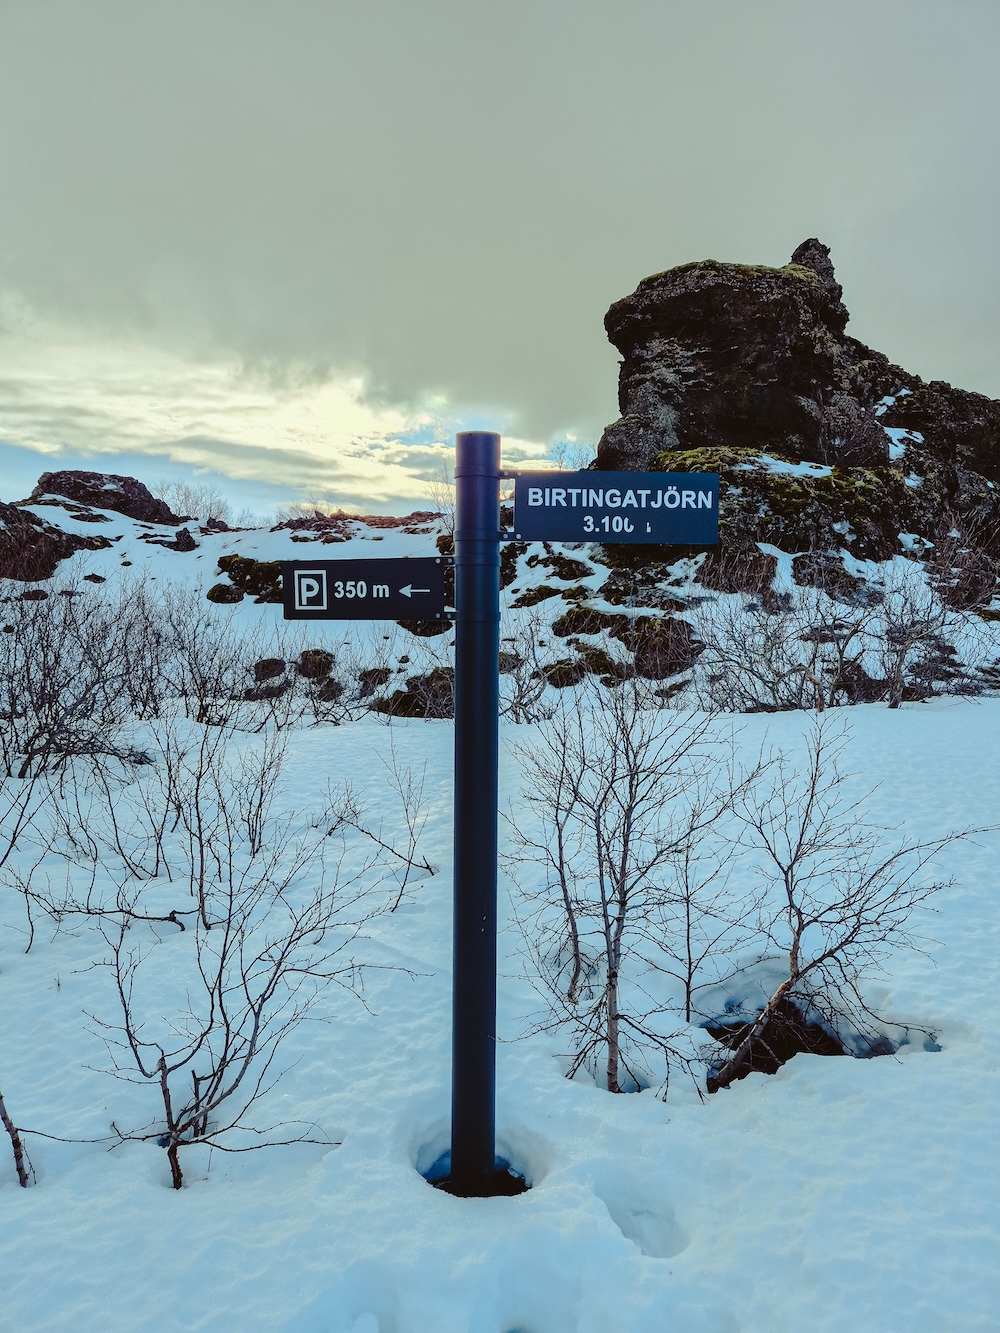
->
[1, 493, 999, 1331]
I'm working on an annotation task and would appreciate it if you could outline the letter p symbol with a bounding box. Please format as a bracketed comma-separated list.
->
[294, 570, 327, 610]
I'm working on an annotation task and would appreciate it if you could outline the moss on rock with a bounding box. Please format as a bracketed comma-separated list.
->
[216, 554, 282, 603]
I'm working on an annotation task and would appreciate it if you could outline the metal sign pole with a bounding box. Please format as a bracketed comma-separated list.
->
[449, 430, 501, 1197]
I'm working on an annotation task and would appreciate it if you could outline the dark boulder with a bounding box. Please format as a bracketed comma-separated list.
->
[216, 554, 282, 603]
[24, 471, 182, 524]
[296, 648, 334, 679]
[206, 582, 244, 604]
[0, 500, 113, 581]
[252, 657, 286, 682]
[139, 526, 198, 552]
[373, 666, 454, 718]
[358, 666, 392, 696]
[595, 239, 1000, 582]
[598, 240, 889, 472]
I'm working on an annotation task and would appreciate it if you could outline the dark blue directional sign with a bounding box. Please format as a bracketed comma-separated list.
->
[512, 471, 719, 544]
[281, 558, 448, 620]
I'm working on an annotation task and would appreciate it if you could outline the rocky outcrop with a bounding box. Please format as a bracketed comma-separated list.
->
[372, 666, 455, 718]
[596, 239, 1000, 576]
[24, 471, 182, 525]
[0, 501, 113, 581]
[274, 510, 443, 543]
[138, 526, 198, 552]
[215, 554, 283, 604]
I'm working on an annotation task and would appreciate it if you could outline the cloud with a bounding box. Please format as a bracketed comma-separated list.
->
[2, 0, 999, 458]
[0, 313, 563, 510]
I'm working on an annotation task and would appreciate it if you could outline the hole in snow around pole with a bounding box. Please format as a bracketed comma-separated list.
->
[417, 1148, 530, 1197]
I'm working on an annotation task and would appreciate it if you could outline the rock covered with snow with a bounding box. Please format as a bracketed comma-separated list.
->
[0, 499, 113, 580]
[24, 470, 182, 525]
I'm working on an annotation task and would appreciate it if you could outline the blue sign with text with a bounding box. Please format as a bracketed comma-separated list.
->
[512, 471, 719, 544]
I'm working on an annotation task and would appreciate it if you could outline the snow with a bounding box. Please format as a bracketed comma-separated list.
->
[898, 532, 934, 553]
[736, 457, 833, 478]
[2, 710, 999, 1330]
[756, 541, 798, 592]
[883, 426, 925, 462]
[2, 517, 1000, 1331]
[874, 389, 913, 418]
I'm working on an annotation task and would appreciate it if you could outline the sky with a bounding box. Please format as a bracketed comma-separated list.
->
[2, 0, 999, 516]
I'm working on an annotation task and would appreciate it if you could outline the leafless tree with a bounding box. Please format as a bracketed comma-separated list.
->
[151, 479, 231, 526]
[506, 682, 735, 1097]
[709, 715, 973, 1091]
[549, 439, 597, 471]
[871, 562, 964, 708]
[153, 478, 261, 527]
[424, 461, 456, 539]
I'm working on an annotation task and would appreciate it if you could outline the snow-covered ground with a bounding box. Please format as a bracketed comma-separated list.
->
[1, 504, 999, 1331]
[1, 699, 998, 1331]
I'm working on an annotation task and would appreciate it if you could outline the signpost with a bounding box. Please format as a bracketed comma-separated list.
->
[281, 557, 447, 621]
[280, 442, 718, 1197]
[450, 432, 502, 1196]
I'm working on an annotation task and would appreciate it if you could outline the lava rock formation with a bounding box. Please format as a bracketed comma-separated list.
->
[597, 239, 1000, 582]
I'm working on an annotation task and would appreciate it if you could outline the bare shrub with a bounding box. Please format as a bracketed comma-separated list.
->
[871, 562, 968, 707]
[272, 493, 359, 525]
[157, 585, 249, 724]
[85, 741, 425, 1187]
[151, 584, 308, 729]
[691, 557, 980, 713]
[709, 715, 972, 1091]
[93, 834, 364, 1189]
[151, 480, 232, 526]
[691, 591, 830, 713]
[332, 737, 436, 911]
[923, 507, 1000, 611]
[0, 579, 169, 940]
[424, 462, 456, 539]
[4, 699, 437, 1187]
[0, 579, 138, 778]
[498, 608, 564, 724]
[506, 682, 740, 1097]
